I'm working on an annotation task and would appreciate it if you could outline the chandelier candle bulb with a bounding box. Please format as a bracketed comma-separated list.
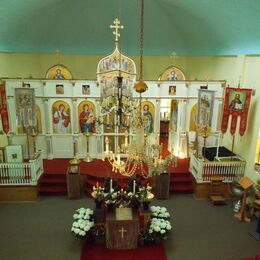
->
[117, 148, 121, 164]
[105, 136, 109, 153]
[133, 180, 136, 194]
[125, 133, 128, 147]
[110, 178, 113, 192]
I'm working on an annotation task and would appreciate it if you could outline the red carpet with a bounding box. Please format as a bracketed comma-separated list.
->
[80, 243, 167, 260]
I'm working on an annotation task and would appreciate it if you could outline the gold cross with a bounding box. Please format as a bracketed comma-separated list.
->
[110, 18, 124, 42]
[118, 226, 127, 239]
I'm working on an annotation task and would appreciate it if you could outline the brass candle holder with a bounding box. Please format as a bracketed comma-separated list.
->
[83, 130, 93, 163]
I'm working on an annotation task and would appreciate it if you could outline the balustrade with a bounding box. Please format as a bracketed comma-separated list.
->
[0, 152, 43, 186]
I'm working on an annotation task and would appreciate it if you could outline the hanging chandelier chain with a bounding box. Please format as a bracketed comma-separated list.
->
[139, 0, 144, 81]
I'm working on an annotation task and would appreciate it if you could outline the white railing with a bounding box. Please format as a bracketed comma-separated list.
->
[0, 152, 43, 186]
[190, 152, 246, 183]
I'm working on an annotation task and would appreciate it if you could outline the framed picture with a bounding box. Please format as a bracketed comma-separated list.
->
[82, 85, 90, 95]
[56, 84, 64, 94]
[0, 148, 5, 163]
[5, 145, 23, 163]
[169, 85, 176, 95]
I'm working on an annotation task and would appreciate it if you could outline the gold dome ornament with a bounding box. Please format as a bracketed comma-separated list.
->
[134, 80, 148, 93]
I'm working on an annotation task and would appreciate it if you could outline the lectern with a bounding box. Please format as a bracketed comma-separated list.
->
[234, 176, 253, 222]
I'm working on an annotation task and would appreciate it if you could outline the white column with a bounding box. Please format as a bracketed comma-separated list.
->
[44, 99, 50, 134]
[72, 98, 78, 134]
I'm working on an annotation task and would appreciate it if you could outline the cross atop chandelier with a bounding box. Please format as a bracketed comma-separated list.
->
[110, 18, 124, 42]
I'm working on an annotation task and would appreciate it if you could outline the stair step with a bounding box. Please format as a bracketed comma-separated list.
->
[170, 177, 192, 183]
[39, 186, 67, 196]
[41, 178, 67, 184]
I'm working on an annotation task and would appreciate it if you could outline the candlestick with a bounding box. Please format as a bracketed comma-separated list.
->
[133, 180, 136, 194]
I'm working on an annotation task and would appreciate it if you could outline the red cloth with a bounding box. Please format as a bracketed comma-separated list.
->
[221, 87, 252, 136]
[0, 82, 9, 133]
[80, 243, 167, 260]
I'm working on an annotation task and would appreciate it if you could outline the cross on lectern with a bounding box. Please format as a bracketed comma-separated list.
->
[110, 18, 124, 42]
[119, 227, 127, 239]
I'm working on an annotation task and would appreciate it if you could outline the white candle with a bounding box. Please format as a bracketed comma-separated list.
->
[105, 136, 109, 153]
[133, 180, 136, 194]
[125, 134, 128, 147]
[117, 153, 121, 164]
[110, 178, 113, 192]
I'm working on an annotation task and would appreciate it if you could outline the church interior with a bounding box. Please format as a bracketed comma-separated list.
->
[0, 0, 260, 259]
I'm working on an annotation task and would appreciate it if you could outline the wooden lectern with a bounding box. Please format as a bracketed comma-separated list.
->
[234, 176, 253, 222]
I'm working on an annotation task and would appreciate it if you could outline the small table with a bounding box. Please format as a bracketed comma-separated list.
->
[105, 208, 139, 249]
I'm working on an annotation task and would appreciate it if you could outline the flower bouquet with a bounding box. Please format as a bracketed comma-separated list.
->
[91, 182, 105, 208]
[71, 207, 94, 238]
[148, 217, 172, 241]
[139, 205, 172, 245]
[150, 206, 170, 219]
[104, 188, 118, 210]
[137, 183, 154, 210]
[127, 191, 140, 208]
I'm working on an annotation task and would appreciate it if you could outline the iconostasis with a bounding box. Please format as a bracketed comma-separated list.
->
[2, 77, 224, 160]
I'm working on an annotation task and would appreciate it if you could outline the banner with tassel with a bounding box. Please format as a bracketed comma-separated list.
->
[221, 87, 252, 136]
[0, 82, 10, 134]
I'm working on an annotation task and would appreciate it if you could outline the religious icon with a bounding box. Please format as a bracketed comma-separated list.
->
[52, 101, 71, 134]
[221, 87, 252, 136]
[141, 101, 154, 134]
[189, 103, 198, 132]
[169, 85, 176, 95]
[170, 100, 178, 132]
[78, 101, 96, 133]
[228, 91, 246, 111]
[197, 90, 215, 129]
[15, 88, 36, 132]
[56, 84, 64, 94]
[158, 66, 186, 81]
[45, 64, 73, 79]
[82, 85, 90, 95]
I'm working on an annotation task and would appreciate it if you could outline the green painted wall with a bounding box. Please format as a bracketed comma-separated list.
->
[0, 52, 259, 182]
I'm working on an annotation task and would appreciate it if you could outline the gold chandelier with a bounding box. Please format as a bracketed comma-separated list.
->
[102, 0, 177, 178]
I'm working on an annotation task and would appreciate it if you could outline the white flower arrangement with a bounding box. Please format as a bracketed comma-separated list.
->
[104, 188, 118, 204]
[148, 217, 172, 237]
[71, 207, 94, 237]
[150, 206, 170, 219]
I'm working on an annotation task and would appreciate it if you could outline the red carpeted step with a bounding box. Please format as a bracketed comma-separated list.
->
[39, 186, 67, 196]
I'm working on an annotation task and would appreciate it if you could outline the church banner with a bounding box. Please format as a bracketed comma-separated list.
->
[0, 82, 10, 133]
[221, 87, 252, 136]
[15, 88, 36, 129]
[197, 89, 215, 128]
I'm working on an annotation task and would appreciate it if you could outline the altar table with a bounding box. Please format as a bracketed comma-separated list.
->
[105, 209, 139, 249]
